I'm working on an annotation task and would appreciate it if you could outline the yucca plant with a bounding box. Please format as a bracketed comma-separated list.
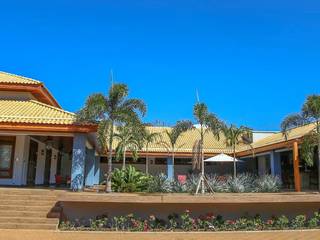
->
[147, 173, 172, 193]
[254, 175, 281, 193]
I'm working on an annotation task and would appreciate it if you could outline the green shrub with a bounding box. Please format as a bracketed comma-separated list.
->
[255, 175, 281, 192]
[147, 173, 172, 193]
[226, 174, 255, 193]
[291, 215, 307, 229]
[274, 215, 289, 230]
[111, 166, 152, 192]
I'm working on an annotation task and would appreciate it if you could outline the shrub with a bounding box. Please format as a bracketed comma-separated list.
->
[226, 174, 255, 193]
[147, 173, 172, 193]
[254, 175, 282, 192]
[274, 215, 289, 230]
[180, 210, 194, 231]
[206, 175, 228, 192]
[111, 166, 152, 192]
[291, 215, 307, 229]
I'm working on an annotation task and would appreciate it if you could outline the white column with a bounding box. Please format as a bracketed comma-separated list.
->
[35, 142, 46, 185]
[50, 148, 58, 184]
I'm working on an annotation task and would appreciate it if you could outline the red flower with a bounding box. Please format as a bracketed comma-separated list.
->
[266, 220, 274, 225]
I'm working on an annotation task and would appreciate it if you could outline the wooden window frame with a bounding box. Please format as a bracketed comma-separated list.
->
[0, 136, 16, 179]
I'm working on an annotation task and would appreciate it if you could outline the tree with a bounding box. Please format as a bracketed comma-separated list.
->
[281, 94, 320, 190]
[142, 128, 161, 174]
[160, 121, 194, 178]
[114, 121, 145, 169]
[222, 124, 252, 178]
[77, 83, 146, 192]
[192, 102, 224, 194]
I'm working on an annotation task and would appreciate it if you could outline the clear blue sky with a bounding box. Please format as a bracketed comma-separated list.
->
[1, 1, 319, 130]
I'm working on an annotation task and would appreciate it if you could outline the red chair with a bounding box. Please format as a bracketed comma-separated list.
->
[55, 175, 62, 186]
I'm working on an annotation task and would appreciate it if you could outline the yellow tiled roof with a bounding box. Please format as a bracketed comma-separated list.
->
[0, 71, 41, 85]
[112, 126, 245, 154]
[0, 99, 76, 125]
[238, 123, 316, 152]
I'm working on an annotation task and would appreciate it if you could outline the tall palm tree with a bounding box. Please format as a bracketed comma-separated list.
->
[281, 94, 320, 190]
[160, 121, 194, 178]
[77, 83, 146, 192]
[142, 129, 161, 174]
[114, 121, 145, 169]
[192, 102, 224, 194]
[222, 124, 252, 178]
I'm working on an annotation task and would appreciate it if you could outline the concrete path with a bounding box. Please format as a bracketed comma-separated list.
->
[1, 229, 320, 240]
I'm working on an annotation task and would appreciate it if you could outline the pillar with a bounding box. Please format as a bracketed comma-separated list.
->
[85, 149, 99, 186]
[167, 157, 174, 179]
[71, 134, 86, 191]
[270, 151, 281, 177]
[293, 141, 301, 192]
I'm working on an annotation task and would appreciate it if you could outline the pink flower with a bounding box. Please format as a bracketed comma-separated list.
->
[185, 209, 190, 214]
[266, 220, 274, 225]
[149, 215, 156, 221]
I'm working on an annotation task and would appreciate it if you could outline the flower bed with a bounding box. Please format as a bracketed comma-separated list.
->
[60, 210, 320, 232]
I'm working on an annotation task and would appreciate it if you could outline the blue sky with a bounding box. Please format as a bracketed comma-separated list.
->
[1, 1, 319, 130]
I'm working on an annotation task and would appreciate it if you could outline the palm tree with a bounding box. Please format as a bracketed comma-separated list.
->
[160, 121, 194, 178]
[281, 94, 320, 190]
[77, 83, 146, 192]
[192, 102, 224, 194]
[114, 121, 145, 169]
[222, 124, 252, 178]
[142, 128, 161, 174]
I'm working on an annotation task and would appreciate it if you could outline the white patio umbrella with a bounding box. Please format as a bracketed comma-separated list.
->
[204, 153, 240, 163]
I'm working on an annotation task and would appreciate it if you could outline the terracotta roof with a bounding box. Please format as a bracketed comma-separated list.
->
[237, 123, 316, 152]
[0, 99, 75, 125]
[0, 71, 41, 85]
[112, 126, 247, 154]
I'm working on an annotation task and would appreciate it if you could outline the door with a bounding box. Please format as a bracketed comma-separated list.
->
[27, 140, 38, 185]
[44, 149, 52, 185]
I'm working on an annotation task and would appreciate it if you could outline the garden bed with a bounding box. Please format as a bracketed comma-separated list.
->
[59, 210, 320, 232]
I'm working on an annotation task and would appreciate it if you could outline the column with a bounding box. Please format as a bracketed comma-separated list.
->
[71, 134, 87, 191]
[293, 141, 301, 192]
[167, 157, 174, 179]
[85, 148, 96, 186]
[50, 149, 58, 184]
[94, 156, 101, 185]
[270, 151, 281, 177]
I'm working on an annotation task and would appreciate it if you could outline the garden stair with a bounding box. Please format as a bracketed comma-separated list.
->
[0, 188, 61, 230]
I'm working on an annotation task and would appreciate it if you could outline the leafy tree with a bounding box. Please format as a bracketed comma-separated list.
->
[142, 128, 161, 174]
[281, 94, 320, 190]
[77, 83, 146, 192]
[114, 121, 145, 169]
[160, 121, 194, 178]
[222, 124, 252, 178]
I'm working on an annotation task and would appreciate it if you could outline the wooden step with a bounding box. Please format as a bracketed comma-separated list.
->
[0, 210, 48, 218]
[0, 189, 58, 196]
[0, 205, 53, 211]
[0, 217, 58, 224]
[0, 223, 57, 230]
[0, 194, 57, 201]
[0, 200, 56, 206]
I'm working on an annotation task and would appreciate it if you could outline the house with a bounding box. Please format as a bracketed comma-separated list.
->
[0, 71, 98, 190]
[0, 71, 317, 191]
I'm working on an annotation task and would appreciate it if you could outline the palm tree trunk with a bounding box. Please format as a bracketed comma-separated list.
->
[317, 139, 320, 192]
[122, 146, 126, 170]
[145, 146, 149, 174]
[233, 145, 237, 178]
[200, 126, 205, 194]
[106, 121, 114, 193]
[172, 149, 175, 179]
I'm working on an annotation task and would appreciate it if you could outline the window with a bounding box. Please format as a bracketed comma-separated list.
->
[0, 137, 15, 178]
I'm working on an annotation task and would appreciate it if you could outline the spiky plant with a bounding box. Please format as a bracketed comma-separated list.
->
[77, 82, 146, 192]
[281, 94, 320, 190]
[222, 124, 252, 178]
